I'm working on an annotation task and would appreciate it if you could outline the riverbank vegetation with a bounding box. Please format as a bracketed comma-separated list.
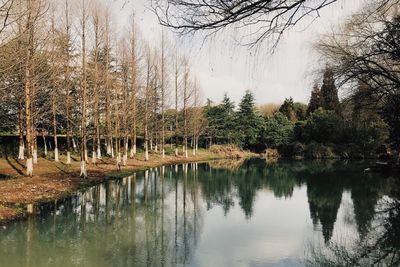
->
[1, 0, 399, 180]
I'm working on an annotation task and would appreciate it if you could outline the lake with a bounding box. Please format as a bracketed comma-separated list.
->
[1, 159, 399, 267]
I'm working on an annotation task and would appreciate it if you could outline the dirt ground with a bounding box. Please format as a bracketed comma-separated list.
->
[0, 150, 227, 223]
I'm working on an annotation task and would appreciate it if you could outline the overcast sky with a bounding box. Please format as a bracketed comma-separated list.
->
[109, 0, 367, 106]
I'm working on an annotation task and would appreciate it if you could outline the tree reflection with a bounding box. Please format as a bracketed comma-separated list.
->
[0, 160, 397, 267]
[307, 199, 400, 267]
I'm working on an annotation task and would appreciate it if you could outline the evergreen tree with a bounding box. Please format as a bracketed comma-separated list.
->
[320, 68, 341, 114]
[307, 84, 321, 115]
[220, 93, 237, 143]
[235, 90, 264, 148]
[293, 102, 308, 121]
[263, 112, 294, 148]
[279, 97, 296, 121]
[204, 94, 237, 144]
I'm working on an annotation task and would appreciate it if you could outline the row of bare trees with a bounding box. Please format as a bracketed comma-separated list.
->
[0, 0, 205, 177]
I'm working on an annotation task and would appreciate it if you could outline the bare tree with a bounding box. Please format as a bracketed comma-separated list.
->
[63, 0, 72, 165]
[151, 0, 338, 46]
[129, 15, 138, 158]
[160, 30, 166, 158]
[23, 0, 46, 176]
[79, 0, 89, 178]
[144, 48, 152, 161]
[91, 6, 102, 164]
[182, 57, 190, 158]
[174, 50, 180, 156]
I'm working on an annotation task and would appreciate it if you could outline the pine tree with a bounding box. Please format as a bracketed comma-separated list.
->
[279, 97, 296, 121]
[307, 84, 321, 115]
[320, 67, 341, 114]
[220, 93, 236, 143]
[236, 90, 264, 148]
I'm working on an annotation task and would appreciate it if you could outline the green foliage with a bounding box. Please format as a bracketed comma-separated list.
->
[263, 112, 294, 148]
[304, 142, 337, 159]
[293, 102, 307, 121]
[235, 91, 265, 149]
[320, 68, 341, 115]
[348, 116, 389, 155]
[205, 94, 238, 144]
[279, 97, 296, 121]
[303, 108, 343, 143]
[307, 84, 321, 115]
[381, 95, 400, 146]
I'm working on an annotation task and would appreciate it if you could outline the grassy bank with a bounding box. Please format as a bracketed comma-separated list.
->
[0, 148, 254, 223]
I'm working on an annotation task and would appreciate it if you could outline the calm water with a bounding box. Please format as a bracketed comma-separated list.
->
[1, 159, 399, 267]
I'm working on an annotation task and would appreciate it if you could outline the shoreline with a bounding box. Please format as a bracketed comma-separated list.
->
[0, 150, 253, 224]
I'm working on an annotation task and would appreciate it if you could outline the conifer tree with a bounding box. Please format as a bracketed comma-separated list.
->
[236, 90, 264, 148]
[279, 97, 296, 121]
[320, 67, 341, 115]
[307, 84, 321, 115]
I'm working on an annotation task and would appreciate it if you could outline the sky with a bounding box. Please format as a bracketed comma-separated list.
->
[108, 0, 367, 106]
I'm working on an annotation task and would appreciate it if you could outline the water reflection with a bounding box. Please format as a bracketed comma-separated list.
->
[0, 159, 398, 267]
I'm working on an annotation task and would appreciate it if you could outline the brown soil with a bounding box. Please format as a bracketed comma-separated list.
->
[0, 150, 226, 223]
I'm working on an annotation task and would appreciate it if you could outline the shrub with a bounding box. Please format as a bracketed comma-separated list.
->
[263, 112, 294, 148]
[304, 108, 343, 143]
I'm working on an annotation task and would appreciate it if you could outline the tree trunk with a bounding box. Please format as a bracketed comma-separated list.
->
[174, 55, 179, 157]
[52, 95, 58, 162]
[24, 0, 34, 176]
[65, 0, 71, 165]
[80, 0, 87, 178]
[161, 31, 166, 158]
[18, 99, 25, 160]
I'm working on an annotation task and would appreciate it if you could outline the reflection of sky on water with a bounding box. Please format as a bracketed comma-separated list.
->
[192, 186, 311, 267]
[0, 159, 396, 267]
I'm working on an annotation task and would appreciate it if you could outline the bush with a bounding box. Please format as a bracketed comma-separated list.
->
[304, 142, 338, 159]
[209, 144, 245, 158]
[263, 112, 294, 148]
[304, 108, 343, 143]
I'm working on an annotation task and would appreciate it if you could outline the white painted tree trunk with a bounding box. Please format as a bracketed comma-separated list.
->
[80, 160, 87, 178]
[33, 149, 38, 164]
[72, 138, 77, 152]
[145, 148, 149, 161]
[44, 140, 47, 156]
[175, 148, 178, 157]
[162, 149, 165, 158]
[192, 147, 196, 156]
[66, 151, 71, 164]
[18, 144, 25, 160]
[155, 144, 158, 152]
[84, 149, 88, 162]
[106, 141, 111, 155]
[130, 147, 133, 158]
[123, 143, 128, 166]
[54, 148, 59, 162]
[92, 151, 97, 164]
[185, 148, 188, 158]
[111, 141, 114, 158]
[123, 154, 127, 166]
[97, 145, 101, 159]
[116, 152, 122, 168]
[26, 158, 33, 176]
[130, 144, 136, 158]
[150, 140, 153, 151]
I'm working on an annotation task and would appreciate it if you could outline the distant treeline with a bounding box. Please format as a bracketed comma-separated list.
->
[204, 66, 397, 159]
